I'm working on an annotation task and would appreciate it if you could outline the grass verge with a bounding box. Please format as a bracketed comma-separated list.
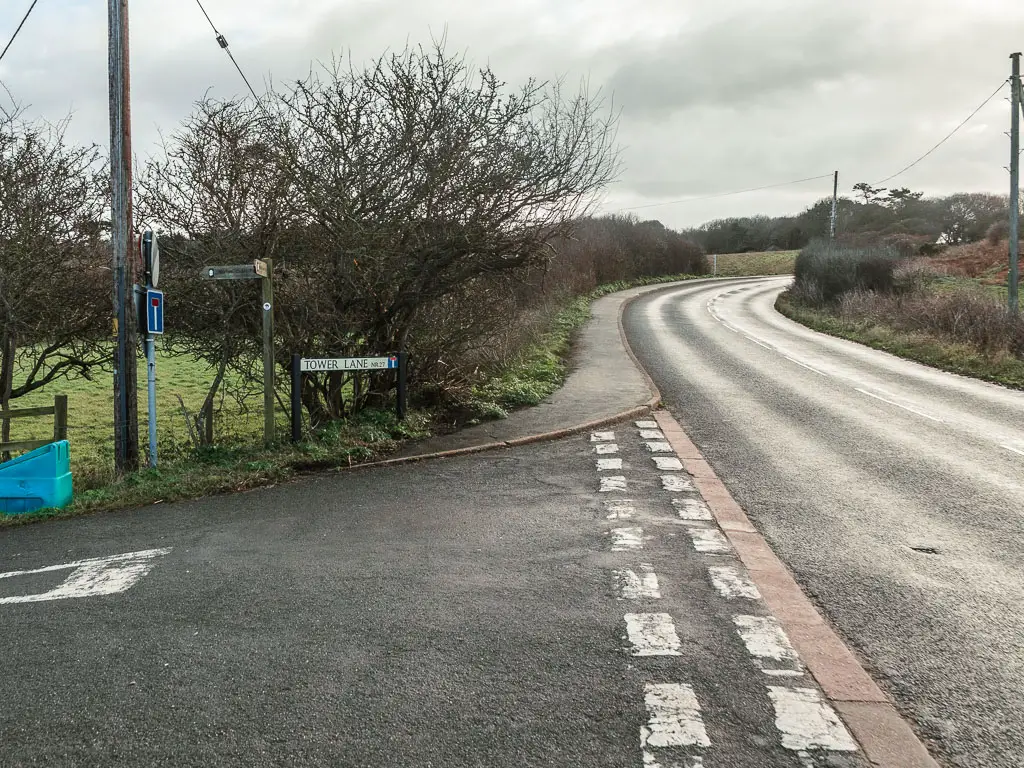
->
[2, 272, 702, 527]
[710, 250, 798, 276]
[776, 292, 1024, 390]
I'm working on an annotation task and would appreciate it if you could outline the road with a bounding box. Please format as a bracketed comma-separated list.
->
[623, 276, 1024, 768]
[1, 417, 872, 767]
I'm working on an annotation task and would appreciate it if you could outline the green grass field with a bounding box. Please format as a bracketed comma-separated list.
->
[709, 250, 798, 276]
[5, 347, 273, 488]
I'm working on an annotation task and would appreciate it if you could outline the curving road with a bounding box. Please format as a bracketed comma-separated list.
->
[623, 276, 1024, 768]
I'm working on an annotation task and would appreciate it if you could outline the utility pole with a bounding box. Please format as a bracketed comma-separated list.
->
[829, 170, 839, 240]
[109, 0, 140, 472]
[1010, 52, 1021, 316]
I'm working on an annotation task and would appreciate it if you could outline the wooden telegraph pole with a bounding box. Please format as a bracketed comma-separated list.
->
[1010, 52, 1021, 316]
[108, 0, 140, 472]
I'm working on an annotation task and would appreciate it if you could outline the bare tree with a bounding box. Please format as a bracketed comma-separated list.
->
[136, 97, 299, 440]
[0, 109, 108, 449]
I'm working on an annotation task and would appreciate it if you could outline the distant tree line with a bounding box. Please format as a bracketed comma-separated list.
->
[684, 184, 1017, 255]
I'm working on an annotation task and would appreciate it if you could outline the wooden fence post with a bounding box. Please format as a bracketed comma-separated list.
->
[53, 395, 68, 441]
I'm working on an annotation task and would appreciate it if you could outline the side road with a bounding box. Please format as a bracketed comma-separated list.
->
[383, 275, 938, 768]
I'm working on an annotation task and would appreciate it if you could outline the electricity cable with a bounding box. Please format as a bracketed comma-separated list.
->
[619, 174, 834, 211]
[193, 0, 266, 109]
[0, 0, 40, 65]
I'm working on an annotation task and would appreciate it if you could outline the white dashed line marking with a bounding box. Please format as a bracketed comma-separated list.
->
[597, 458, 623, 471]
[635, 420, 659, 430]
[1002, 444, 1024, 457]
[855, 388, 942, 422]
[591, 431, 616, 442]
[662, 475, 695, 492]
[600, 476, 628, 492]
[624, 613, 682, 656]
[0, 548, 172, 604]
[709, 566, 761, 600]
[594, 443, 619, 455]
[643, 753, 703, 768]
[767, 687, 858, 752]
[640, 683, 710, 749]
[645, 442, 673, 453]
[614, 564, 661, 600]
[782, 355, 828, 376]
[733, 615, 803, 675]
[673, 498, 712, 520]
[639, 429, 665, 440]
[686, 528, 732, 554]
[603, 500, 635, 519]
[652, 456, 684, 471]
[611, 527, 644, 551]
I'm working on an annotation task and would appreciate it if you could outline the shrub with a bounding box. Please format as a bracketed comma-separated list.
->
[793, 240, 904, 305]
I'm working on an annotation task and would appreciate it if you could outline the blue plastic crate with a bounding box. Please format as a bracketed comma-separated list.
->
[0, 440, 73, 515]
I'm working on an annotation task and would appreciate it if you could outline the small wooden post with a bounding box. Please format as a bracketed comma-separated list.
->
[53, 395, 68, 442]
[261, 258, 276, 446]
[202, 399, 214, 446]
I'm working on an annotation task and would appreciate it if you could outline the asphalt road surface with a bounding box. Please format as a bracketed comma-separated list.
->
[1, 422, 868, 768]
[623, 276, 1024, 768]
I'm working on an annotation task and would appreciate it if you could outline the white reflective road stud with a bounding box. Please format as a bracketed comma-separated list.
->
[733, 615, 803, 675]
[653, 456, 684, 471]
[0, 548, 172, 605]
[597, 458, 624, 471]
[662, 475, 695, 493]
[624, 613, 682, 656]
[673, 498, 712, 521]
[641, 683, 711, 748]
[708, 566, 761, 600]
[603, 500, 635, 519]
[611, 527, 644, 551]
[614, 564, 661, 600]
[645, 442, 673, 453]
[686, 528, 732, 554]
[639, 429, 665, 440]
[635, 420, 659, 430]
[600, 475, 628, 492]
[767, 687, 858, 752]
[594, 443, 619, 455]
[591, 431, 615, 442]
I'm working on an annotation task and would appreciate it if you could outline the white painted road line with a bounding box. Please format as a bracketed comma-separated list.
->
[709, 566, 761, 600]
[855, 387, 943, 423]
[782, 355, 828, 377]
[652, 456, 684, 471]
[672, 498, 712, 521]
[600, 475, 628, 492]
[1002, 443, 1024, 457]
[591, 431, 616, 442]
[594, 443, 619, 455]
[685, 528, 732, 554]
[614, 565, 661, 600]
[642, 753, 704, 768]
[604, 500, 635, 519]
[611, 527, 644, 551]
[767, 686, 858, 752]
[733, 615, 803, 676]
[624, 613, 683, 656]
[662, 475, 695, 493]
[639, 429, 666, 440]
[635, 420, 659, 430]
[645, 442, 673, 453]
[597, 458, 624, 471]
[0, 548, 172, 605]
[640, 683, 711, 749]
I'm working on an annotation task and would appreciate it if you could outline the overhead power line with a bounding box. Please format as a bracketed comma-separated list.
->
[619, 174, 834, 211]
[193, 0, 265, 108]
[873, 78, 1009, 185]
[0, 0, 40, 65]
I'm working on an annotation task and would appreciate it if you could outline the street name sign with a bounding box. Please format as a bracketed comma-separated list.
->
[300, 356, 399, 372]
[203, 260, 268, 280]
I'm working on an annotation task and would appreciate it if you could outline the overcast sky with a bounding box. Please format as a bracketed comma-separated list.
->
[0, 0, 1021, 229]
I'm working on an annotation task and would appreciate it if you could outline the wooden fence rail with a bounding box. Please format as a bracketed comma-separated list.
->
[0, 394, 68, 457]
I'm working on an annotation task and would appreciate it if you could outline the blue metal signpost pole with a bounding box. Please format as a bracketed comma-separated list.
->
[145, 334, 156, 466]
[141, 231, 163, 468]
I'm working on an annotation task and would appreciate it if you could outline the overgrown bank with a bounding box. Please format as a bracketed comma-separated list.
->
[777, 240, 1024, 389]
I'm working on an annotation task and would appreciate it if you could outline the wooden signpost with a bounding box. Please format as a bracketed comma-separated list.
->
[202, 258, 276, 445]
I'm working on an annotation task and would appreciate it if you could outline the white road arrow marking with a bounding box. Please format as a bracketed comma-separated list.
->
[0, 548, 172, 604]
